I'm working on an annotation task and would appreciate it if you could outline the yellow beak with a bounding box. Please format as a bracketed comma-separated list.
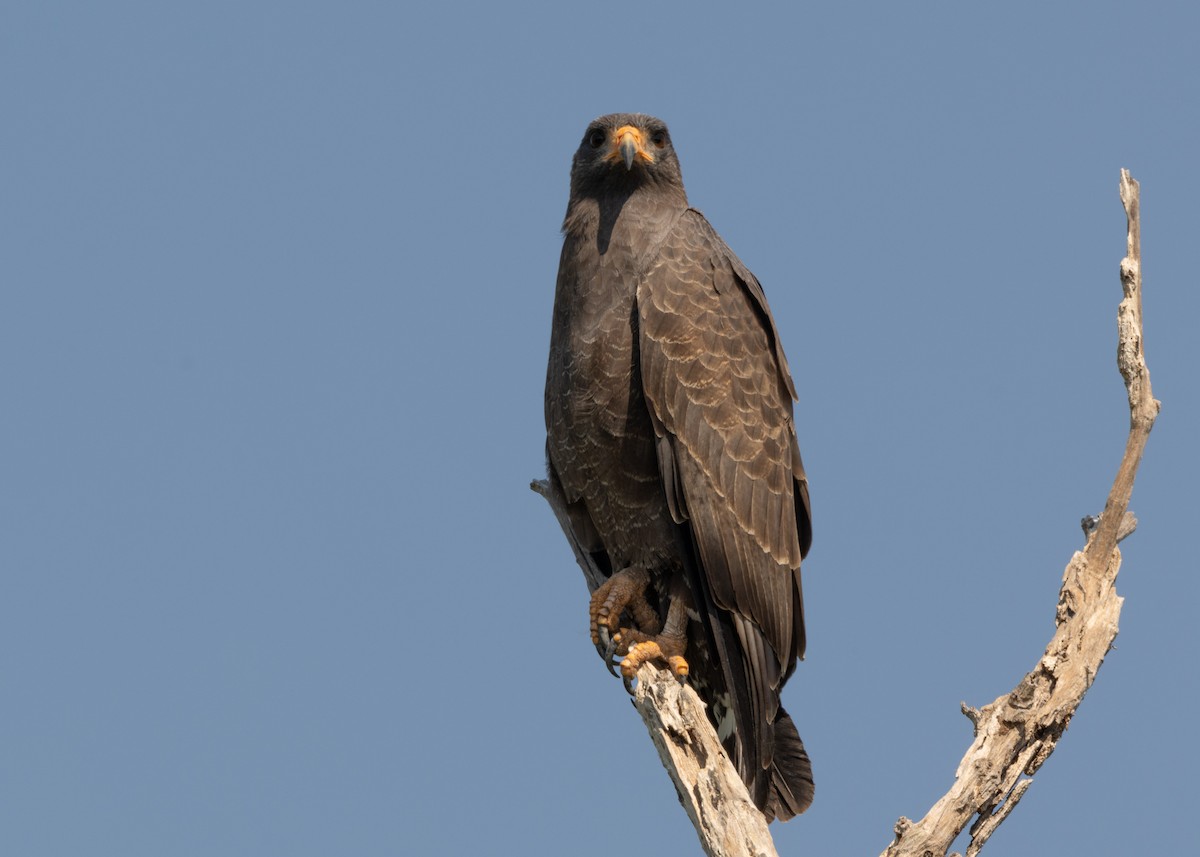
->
[608, 125, 654, 170]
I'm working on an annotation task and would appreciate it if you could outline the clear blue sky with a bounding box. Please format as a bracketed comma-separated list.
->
[4, 3, 1196, 855]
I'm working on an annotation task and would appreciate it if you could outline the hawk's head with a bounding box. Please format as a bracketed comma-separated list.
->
[569, 113, 684, 197]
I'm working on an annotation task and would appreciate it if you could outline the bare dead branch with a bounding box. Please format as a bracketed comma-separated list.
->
[881, 170, 1159, 857]
[1083, 170, 1160, 570]
[632, 663, 780, 857]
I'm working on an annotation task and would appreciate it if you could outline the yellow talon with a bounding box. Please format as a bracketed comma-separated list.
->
[619, 641, 690, 680]
[620, 641, 661, 678]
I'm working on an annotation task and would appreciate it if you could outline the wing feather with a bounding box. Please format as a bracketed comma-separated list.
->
[639, 209, 807, 661]
[638, 208, 811, 787]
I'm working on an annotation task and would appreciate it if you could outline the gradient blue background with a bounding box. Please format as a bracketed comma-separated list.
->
[4, 3, 1196, 855]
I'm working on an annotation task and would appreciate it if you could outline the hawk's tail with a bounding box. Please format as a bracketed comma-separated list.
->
[765, 708, 814, 822]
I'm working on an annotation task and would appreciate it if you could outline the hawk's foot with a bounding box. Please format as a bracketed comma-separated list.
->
[589, 566, 662, 653]
[619, 638, 689, 680]
[589, 566, 689, 688]
[612, 632, 690, 693]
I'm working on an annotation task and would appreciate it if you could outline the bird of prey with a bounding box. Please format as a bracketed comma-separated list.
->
[544, 113, 814, 820]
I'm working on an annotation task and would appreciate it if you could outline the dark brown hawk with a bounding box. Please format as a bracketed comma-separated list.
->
[543, 114, 814, 820]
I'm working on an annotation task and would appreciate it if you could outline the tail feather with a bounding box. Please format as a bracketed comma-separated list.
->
[763, 708, 814, 822]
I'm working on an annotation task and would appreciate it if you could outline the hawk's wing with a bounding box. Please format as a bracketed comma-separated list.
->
[636, 207, 812, 799]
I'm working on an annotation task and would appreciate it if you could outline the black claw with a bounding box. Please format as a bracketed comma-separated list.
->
[604, 636, 622, 677]
[622, 673, 636, 695]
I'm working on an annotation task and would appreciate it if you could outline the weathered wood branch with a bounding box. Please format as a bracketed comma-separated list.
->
[533, 171, 1157, 857]
[881, 169, 1159, 857]
[632, 663, 781, 857]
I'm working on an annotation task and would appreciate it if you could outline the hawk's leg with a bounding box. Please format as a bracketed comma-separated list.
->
[590, 570, 691, 687]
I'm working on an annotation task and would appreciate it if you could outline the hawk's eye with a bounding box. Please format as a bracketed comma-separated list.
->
[651, 131, 667, 149]
[588, 129, 606, 148]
